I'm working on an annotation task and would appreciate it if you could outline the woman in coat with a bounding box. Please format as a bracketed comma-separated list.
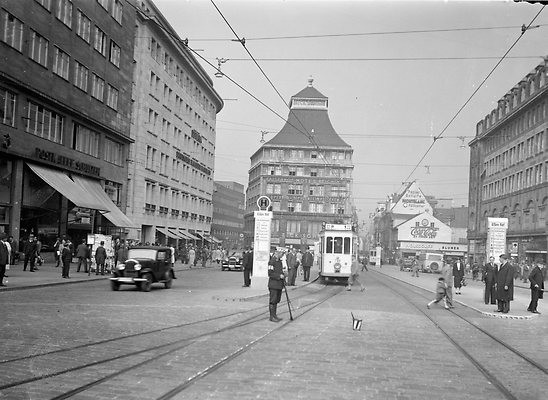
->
[453, 258, 465, 294]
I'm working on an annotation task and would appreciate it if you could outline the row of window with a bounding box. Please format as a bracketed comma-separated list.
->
[144, 181, 211, 217]
[148, 38, 217, 120]
[146, 108, 214, 164]
[485, 130, 545, 177]
[145, 145, 211, 186]
[269, 201, 345, 214]
[149, 71, 215, 140]
[1, 9, 120, 110]
[265, 183, 349, 197]
[267, 149, 349, 161]
[482, 162, 546, 200]
[0, 87, 124, 165]
[269, 219, 323, 237]
[264, 165, 351, 177]
[35, 0, 123, 26]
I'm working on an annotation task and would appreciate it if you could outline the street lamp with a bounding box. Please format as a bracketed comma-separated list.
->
[260, 130, 270, 143]
[215, 58, 228, 78]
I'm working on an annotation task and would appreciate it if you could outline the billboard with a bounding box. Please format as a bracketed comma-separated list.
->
[486, 217, 508, 259]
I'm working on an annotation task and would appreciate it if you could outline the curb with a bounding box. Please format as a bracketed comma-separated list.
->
[371, 269, 538, 320]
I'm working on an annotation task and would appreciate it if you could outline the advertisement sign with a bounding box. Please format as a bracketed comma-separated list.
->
[486, 217, 508, 259]
[252, 211, 272, 278]
[391, 182, 433, 215]
[397, 212, 451, 243]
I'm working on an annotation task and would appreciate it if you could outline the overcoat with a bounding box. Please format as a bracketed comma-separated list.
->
[95, 246, 107, 264]
[453, 262, 465, 288]
[482, 262, 497, 286]
[529, 266, 545, 299]
[0, 241, 9, 265]
[302, 251, 314, 267]
[495, 261, 514, 301]
[268, 256, 284, 290]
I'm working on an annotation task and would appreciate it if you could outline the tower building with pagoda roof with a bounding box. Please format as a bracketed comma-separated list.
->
[244, 78, 354, 249]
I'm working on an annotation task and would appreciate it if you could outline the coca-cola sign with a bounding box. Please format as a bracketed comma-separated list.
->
[410, 219, 439, 239]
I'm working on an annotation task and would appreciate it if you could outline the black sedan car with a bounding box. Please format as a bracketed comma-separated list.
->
[110, 246, 174, 291]
[221, 251, 244, 271]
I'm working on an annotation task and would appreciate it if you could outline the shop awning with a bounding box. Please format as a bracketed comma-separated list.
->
[71, 175, 138, 228]
[195, 232, 211, 242]
[168, 228, 186, 239]
[180, 230, 200, 240]
[156, 226, 179, 239]
[27, 163, 105, 210]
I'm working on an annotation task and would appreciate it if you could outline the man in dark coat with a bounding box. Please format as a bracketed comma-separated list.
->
[94, 241, 107, 276]
[527, 262, 544, 314]
[482, 256, 497, 305]
[495, 254, 514, 313]
[23, 234, 38, 272]
[301, 249, 314, 282]
[76, 239, 89, 273]
[453, 258, 465, 294]
[242, 246, 253, 287]
[0, 233, 9, 286]
[268, 250, 285, 322]
[286, 248, 297, 286]
[61, 241, 72, 278]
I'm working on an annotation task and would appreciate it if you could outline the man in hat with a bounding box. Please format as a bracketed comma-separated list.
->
[242, 246, 253, 287]
[267, 250, 285, 322]
[495, 254, 514, 313]
[0, 233, 9, 286]
[527, 260, 544, 314]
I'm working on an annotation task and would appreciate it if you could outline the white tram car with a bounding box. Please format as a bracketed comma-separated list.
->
[318, 223, 358, 283]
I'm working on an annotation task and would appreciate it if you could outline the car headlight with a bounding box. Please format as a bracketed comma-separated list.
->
[117, 263, 125, 270]
[134, 263, 142, 271]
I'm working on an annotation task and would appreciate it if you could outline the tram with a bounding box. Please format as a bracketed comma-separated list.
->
[318, 223, 358, 283]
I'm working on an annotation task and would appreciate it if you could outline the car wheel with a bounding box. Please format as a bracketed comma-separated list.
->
[110, 281, 120, 291]
[164, 271, 173, 289]
[141, 273, 152, 292]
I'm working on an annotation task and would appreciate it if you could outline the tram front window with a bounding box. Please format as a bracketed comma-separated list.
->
[344, 237, 350, 254]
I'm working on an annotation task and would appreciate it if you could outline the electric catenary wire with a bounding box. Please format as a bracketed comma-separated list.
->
[402, 5, 546, 186]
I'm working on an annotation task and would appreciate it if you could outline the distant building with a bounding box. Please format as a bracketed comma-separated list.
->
[127, 0, 223, 245]
[373, 182, 468, 263]
[468, 56, 548, 265]
[244, 78, 354, 249]
[212, 181, 245, 250]
[0, 0, 137, 247]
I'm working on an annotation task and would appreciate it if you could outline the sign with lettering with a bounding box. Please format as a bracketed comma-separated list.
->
[175, 151, 211, 176]
[35, 148, 100, 176]
[486, 217, 508, 259]
[253, 210, 273, 279]
[397, 212, 451, 243]
[390, 182, 432, 215]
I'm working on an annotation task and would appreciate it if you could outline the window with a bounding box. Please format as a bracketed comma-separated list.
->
[288, 167, 296, 176]
[93, 26, 107, 56]
[91, 74, 104, 101]
[74, 61, 88, 91]
[112, 0, 123, 24]
[29, 30, 49, 67]
[288, 202, 295, 212]
[76, 10, 91, 42]
[104, 180, 122, 206]
[97, 0, 109, 11]
[1, 11, 24, 51]
[53, 46, 70, 79]
[311, 152, 317, 159]
[72, 123, 99, 157]
[104, 137, 122, 165]
[106, 85, 118, 110]
[0, 88, 16, 127]
[56, 0, 72, 28]
[26, 101, 64, 143]
[109, 40, 120, 67]
[310, 168, 317, 177]
[35, 0, 52, 10]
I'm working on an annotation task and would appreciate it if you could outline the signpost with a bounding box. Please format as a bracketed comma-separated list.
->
[486, 217, 508, 259]
[252, 196, 272, 280]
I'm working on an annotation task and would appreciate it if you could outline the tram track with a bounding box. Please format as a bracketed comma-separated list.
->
[370, 271, 547, 400]
[0, 284, 341, 399]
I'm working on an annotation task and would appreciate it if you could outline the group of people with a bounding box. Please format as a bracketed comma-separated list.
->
[0, 233, 45, 286]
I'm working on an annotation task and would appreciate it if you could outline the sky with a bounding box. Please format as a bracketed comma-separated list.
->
[153, 0, 548, 222]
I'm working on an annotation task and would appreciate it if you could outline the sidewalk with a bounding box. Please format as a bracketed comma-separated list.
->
[0, 253, 317, 298]
[370, 264, 540, 320]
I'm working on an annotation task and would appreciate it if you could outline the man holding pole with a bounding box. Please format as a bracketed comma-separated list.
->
[268, 250, 285, 322]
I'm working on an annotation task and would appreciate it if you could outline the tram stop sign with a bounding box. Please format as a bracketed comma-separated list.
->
[257, 195, 272, 210]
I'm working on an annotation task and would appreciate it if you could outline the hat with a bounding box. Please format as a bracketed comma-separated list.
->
[499, 254, 508, 260]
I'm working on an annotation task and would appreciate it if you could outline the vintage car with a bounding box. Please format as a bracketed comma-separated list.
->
[110, 246, 174, 291]
[221, 251, 244, 271]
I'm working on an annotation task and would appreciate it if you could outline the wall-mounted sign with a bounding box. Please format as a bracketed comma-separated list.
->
[397, 212, 451, 243]
[391, 182, 432, 215]
[35, 148, 100, 176]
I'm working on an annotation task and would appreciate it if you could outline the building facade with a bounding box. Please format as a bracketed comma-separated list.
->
[244, 78, 354, 249]
[212, 181, 245, 250]
[0, 0, 137, 248]
[468, 56, 548, 265]
[127, 0, 223, 244]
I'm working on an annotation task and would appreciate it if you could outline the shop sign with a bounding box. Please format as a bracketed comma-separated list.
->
[397, 212, 451, 243]
[35, 148, 100, 176]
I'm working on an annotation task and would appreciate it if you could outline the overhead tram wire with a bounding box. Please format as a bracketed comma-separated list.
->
[215, 56, 546, 62]
[209, 0, 333, 169]
[188, 24, 547, 42]
[401, 5, 546, 187]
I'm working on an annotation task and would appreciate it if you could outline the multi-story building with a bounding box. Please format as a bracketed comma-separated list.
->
[468, 56, 548, 265]
[0, 0, 137, 247]
[128, 0, 223, 244]
[212, 181, 245, 250]
[244, 78, 354, 249]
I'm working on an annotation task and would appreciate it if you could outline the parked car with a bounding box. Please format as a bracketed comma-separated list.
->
[109, 246, 174, 291]
[221, 251, 244, 271]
